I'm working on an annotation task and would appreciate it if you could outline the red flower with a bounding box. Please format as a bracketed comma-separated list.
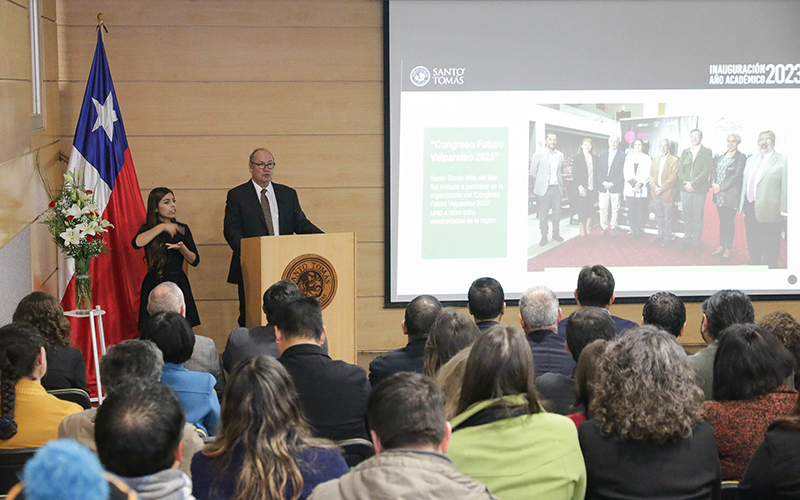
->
[85, 190, 93, 194]
[48, 200, 57, 208]
[66, 215, 74, 222]
[86, 235, 94, 242]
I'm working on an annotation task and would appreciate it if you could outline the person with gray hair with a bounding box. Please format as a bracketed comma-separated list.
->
[519, 286, 574, 377]
[147, 282, 225, 394]
[710, 132, 746, 260]
[57, 340, 204, 477]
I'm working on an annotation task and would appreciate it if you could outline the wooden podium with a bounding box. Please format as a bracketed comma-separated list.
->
[240, 232, 356, 363]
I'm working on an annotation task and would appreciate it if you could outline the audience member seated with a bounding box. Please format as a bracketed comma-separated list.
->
[147, 282, 225, 394]
[422, 309, 480, 378]
[141, 312, 220, 436]
[0, 323, 82, 449]
[192, 355, 348, 500]
[311, 372, 496, 500]
[95, 380, 195, 499]
[536, 308, 615, 415]
[519, 286, 575, 377]
[556, 265, 637, 337]
[702, 323, 797, 480]
[435, 346, 472, 420]
[6, 439, 136, 500]
[368, 294, 441, 387]
[689, 289, 755, 400]
[739, 391, 800, 499]
[642, 291, 686, 339]
[758, 310, 800, 389]
[467, 277, 505, 331]
[223, 279, 329, 373]
[579, 326, 720, 499]
[447, 325, 586, 500]
[566, 339, 607, 426]
[58, 339, 204, 477]
[276, 297, 371, 441]
[12, 292, 86, 391]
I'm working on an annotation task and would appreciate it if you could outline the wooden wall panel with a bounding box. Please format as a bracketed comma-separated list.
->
[58, 26, 382, 82]
[0, 1, 31, 80]
[60, 82, 383, 137]
[56, 1, 381, 28]
[0, 81, 32, 163]
[127, 135, 383, 189]
[31, 81, 61, 150]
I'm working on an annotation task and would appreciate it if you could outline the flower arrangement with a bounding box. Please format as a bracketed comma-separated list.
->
[41, 172, 113, 311]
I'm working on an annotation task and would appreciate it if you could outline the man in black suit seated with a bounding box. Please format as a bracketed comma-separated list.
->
[519, 285, 575, 377]
[368, 294, 441, 387]
[224, 148, 323, 327]
[556, 264, 637, 338]
[467, 277, 505, 331]
[223, 279, 328, 373]
[642, 291, 686, 339]
[275, 296, 371, 441]
[536, 307, 615, 415]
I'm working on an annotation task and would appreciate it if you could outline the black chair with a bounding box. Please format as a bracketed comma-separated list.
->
[721, 481, 739, 500]
[47, 389, 91, 410]
[0, 448, 38, 495]
[337, 438, 375, 467]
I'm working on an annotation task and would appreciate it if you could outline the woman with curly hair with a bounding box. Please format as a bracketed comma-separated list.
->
[579, 326, 720, 499]
[12, 292, 86, 391]
[446, 325, 586, 500]
[0, 323, 82, 449]
[703, 323, 796, 480]
[757, 310, 800, 388]
[191, 355, 348, 500]
[133, 187, 200, 330]
[422, 309, 480, 378]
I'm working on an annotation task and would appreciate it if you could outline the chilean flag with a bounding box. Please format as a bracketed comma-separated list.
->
[61, 28, 148, 396]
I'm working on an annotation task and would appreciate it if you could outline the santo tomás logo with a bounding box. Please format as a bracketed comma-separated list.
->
[282, 254, 338, 309]
[410, 66, 431, 87]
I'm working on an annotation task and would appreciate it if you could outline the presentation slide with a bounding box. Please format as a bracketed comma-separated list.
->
[386, 0, 800, 303]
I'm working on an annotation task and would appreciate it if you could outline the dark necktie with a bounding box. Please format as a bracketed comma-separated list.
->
[260, 188, 275, 236]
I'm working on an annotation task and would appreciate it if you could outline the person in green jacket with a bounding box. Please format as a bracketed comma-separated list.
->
[447, 324, 586, 500]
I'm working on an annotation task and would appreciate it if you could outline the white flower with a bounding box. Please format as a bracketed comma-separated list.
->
[65, 204, 89, 219]
[59, 228, 82, 246]
[74, 222, 97, 236]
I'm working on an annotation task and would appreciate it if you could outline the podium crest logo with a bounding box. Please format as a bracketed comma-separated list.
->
[410, 66, 431, 87]
[282, 254, 338, 309]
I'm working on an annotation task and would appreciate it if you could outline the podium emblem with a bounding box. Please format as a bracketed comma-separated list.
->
[282, 254, 338, 309]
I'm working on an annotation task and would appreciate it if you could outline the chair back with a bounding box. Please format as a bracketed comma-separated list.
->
[0, 448, 38, 495]
[47, 388, 92, 410]
[337, 438, 375, 467]
[721, 481, 739, 500]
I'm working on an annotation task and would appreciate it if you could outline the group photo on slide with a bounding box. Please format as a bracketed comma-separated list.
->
[527, 101, 788, 273]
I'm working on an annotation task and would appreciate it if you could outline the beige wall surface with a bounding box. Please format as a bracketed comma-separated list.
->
[53, 0, 800, 365]
[0, 0, 62, 298]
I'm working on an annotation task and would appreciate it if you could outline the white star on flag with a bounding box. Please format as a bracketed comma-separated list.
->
[91, 91, 118, 141]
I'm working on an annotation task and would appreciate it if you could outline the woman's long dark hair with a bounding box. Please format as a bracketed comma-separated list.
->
[143, 187, 175, 277]
[0, 323, 44, 440]
[203, 356, 330, 500]
[12, 292, 72, 347]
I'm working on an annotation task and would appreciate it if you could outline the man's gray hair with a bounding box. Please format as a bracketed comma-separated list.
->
[99, 340, 164, 395]
[147, 282, 184, 315]
[519, 286, 559, 329]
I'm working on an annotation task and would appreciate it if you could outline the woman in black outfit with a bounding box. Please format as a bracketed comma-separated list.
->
[710, 133, 746, 260]
[572, 138, 599, 236]
[12, 292, 86, 391]
[133, 187, 200, 329]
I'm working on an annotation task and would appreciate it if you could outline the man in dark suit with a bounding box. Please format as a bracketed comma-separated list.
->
[467, 277, 505, 331]
[368, 294, 441, 387]
[276, 296, 371, 441]
[224, 148, 322, 326]
[596, 135, 625, 235]
[556, 265, 638, 338]
[519, 285, 575, 377]
[677, 129, 713, 254]
[739, 130, 788, 268]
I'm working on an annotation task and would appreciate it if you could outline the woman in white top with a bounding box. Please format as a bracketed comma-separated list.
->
[623, 139, 652, 239]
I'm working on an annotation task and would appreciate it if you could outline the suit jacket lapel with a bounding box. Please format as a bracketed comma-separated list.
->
[758, 154, 778, 184]
[246, 183, 269, 229]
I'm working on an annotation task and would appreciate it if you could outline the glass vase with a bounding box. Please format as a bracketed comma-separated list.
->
[74, 256, 92, 313]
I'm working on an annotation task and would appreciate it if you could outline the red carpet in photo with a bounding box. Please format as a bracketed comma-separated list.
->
[528, 193, 787, 271]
